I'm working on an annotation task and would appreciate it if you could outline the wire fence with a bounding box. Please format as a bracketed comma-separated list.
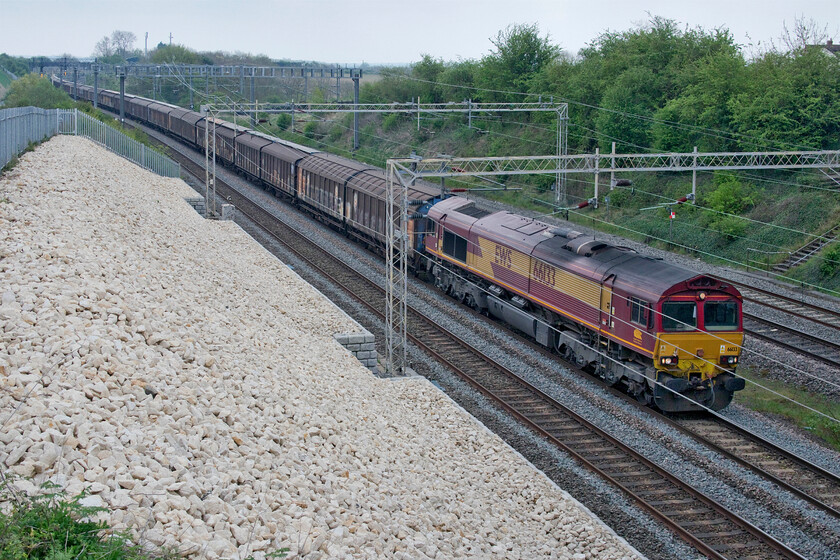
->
[0, 107, 58, 170]
[0, 107, 180, 178]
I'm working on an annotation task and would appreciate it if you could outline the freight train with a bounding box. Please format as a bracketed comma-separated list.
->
[54, 77, 746, 412]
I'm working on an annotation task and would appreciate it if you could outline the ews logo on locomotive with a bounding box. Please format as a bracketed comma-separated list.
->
[494, 245, 513, 269]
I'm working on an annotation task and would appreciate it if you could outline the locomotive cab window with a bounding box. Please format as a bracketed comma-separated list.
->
[662, 302, 697, 331]
[442, 230, 468, 262]
[630, 297, 650, 327]
[704, 301, 738, 331]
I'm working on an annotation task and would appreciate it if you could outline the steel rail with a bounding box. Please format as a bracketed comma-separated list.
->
[724, 279, 840, 330]
[743, 313, 840, 369]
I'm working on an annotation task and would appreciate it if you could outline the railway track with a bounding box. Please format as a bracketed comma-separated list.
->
[483, 317, 840, 523]
[480, 315, 840, 525]
[729, 280, 840, 331]
[743, 313, 840, 368]
[161, 142, 810, 560]
[667, 414, 840, 519]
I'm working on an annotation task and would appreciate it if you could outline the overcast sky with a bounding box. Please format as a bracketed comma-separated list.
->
[2, 0, 838, 63]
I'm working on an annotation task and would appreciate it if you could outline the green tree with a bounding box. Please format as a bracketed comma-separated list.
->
[594, 66, 660, 149]
[729, 47, 840, 150]
[360, 66, 416, 103]
[475, 23, 559, 101]
[573, 17, 742, 151]
[0, 53, 29, 76]
[150, 44, 206, 65]
[2, 74, 74, 108]
[437, 59, 478, 101]
[411, 54, 445, 102]
[651, 46, 746, 151]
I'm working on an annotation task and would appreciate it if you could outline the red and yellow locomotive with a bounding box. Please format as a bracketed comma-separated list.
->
[423, 197, 745, 412]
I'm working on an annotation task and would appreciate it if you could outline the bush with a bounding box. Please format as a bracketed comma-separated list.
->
[1, 74, 74, 109]
[328, 124, 343, 143]
[698, 173, 757, 240]
[0, 479, 173, 560]
[275, 113, 292, 130]
[820, 244, 840, 278]
[303, 120, 319, 139]
[704, 173, 757, 214]
[711, 215, 748, 240]
[382, 112, 401, 132]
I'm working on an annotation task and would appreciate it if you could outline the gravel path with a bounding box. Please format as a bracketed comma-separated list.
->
[0, 136, 643, 560]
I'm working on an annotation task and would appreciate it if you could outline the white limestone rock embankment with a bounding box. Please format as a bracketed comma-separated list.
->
[0, 136, 641, 559]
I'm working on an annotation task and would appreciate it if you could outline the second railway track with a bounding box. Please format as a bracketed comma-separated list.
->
[743, 313, 840, 369]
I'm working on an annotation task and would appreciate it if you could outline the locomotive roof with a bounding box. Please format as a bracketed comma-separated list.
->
[470, 209, 557, 255]
[427, 196, 487, 221]
[430, 196, 708, 302]
[531, 235, 699, 301]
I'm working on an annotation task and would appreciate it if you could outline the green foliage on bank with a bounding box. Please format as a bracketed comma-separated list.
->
[736, 369, 840, 453]
[0, 480, 176, 560]
[361, 18, 840, 155]
[2, 74, 75, 109]
[0, 69, 12, 89]
[0, 53, 29, 77]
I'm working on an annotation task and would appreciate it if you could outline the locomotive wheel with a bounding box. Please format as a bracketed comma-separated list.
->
[636, 389, 653, 406]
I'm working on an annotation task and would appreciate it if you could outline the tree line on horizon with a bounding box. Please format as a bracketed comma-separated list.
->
[3, 16, 838, 156]
[362, 17, 840, 155]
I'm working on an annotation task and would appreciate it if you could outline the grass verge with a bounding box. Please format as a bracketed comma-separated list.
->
[736, 368, 840, 453]
[0, 478, 289, 559]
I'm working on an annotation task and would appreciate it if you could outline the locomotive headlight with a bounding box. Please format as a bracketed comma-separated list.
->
[719, 355, 739, 365]
[660, 356, 679, 366]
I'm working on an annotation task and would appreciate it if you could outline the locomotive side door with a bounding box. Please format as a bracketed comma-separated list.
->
[600, 275, 615, 331]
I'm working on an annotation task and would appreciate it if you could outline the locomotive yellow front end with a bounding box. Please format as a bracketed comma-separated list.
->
[653, 286, 746, 412]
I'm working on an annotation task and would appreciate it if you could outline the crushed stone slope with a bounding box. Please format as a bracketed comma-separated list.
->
[0, 136, 640, 559]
